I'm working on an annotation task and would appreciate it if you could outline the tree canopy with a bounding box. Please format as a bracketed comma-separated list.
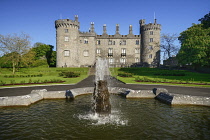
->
[31, 42, 56, 67]
[0, 39, 56, 71]
[199, 11, 210, 28]
[177, 12, 210, 68]
[0, 33, 31, 74]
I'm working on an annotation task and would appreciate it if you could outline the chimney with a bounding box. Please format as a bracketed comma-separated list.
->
[116, 24, 120, 34]
[90, 22, 95, 33]
[129, 25, 133, 34]
[75, 15, 78, 22]
[103, 24, 107, 34]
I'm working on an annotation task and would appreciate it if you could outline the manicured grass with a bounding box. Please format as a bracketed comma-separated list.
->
[110, 67, 210, 87]
[0, 67, 89, 87]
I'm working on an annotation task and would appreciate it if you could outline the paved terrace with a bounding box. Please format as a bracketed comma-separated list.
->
[0, 75, 210, 97]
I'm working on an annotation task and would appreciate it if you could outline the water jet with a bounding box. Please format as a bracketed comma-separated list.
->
[93, 58, 111, 115]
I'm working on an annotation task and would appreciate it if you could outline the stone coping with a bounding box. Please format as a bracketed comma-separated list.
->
[0, 87, 209, 107]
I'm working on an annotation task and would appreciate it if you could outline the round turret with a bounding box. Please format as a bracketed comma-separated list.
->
[55, 16, 80, 67]
[140, 19, 161, 67]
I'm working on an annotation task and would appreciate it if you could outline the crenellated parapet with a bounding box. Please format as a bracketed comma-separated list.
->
[140, 19, 161, 31]
[79, 31, 96, 37]
[55, 18, 80, 29]
[141, 23, 161, 31]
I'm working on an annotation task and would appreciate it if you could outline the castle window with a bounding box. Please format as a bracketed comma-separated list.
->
[148, 54, 152, 59]
[84, 39, 88, 44]
[136, 40, 140, 45]
[120, 58, 126, 64]
[97, 40, 101, 45]
[135, 57, 139, 63]
[109, 58, 114, 64]
[108, 48, 113, 57]
[83, 50, 89, 57]
[149, 38, 153, 42]
[121, 48, 126, 57]
[96, 48, 101, 54]
[123, 40, 126, 45]
[150, 31, 153, 35]
[108, 40, 115, 45]
[65, 29, 69, 33]
[135, 48, 140, 54]
[64, 37, 69, 42]
[64, 50, 70, 57]
[108, 40, 112, 45]
[120, 40, 126, 45]
[148, 46, 153, 50]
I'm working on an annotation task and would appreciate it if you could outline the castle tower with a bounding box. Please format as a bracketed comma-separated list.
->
[55, 15, 80, 67]
[140, 19, 161, 67]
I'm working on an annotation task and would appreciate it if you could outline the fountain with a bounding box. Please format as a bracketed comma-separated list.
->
[93, 58, 111, 115]
[0, 55, 210, 139]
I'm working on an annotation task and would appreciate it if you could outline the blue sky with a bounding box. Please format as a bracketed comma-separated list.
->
[0, 0, 209, 50]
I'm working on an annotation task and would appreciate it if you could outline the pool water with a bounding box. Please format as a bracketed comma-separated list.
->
[0, 94, 210, 139]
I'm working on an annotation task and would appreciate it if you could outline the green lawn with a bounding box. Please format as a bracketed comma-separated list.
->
[110, 67, 210, 87]
[0, 67, 89, 87]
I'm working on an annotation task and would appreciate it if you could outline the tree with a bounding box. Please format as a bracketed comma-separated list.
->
[177, 23, 210, 68]
[0, 33, 31, 74]
[20, 49, 36, 67]
[49, 51, 56, 67]
[199, 11, 210, 28]
[161, 33, 179, 60]
[177, 12, 210, 68]
[32, 42, 56, 67]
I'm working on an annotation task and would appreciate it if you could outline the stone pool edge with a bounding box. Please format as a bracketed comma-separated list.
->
[0, 87, 210, 107]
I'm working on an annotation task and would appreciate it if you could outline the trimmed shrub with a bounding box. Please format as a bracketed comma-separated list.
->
[0, 80, 6, 86]
[10, 80, 16, 85]
[118, 72, 133, 77]
[59, 71, 80, 78]
[20, 80, 26, 84]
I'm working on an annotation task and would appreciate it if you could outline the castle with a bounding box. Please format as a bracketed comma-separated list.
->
[55, 15, 161, 67]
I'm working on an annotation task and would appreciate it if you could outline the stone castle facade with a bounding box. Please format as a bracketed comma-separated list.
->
[55, 15, 161, 67]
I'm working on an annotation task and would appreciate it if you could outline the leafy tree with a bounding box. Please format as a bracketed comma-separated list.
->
[177, 24, 210, 68]
[31, 43, 56, 67]
[0, 33, 31, 74]
[49, 51, 56, 67]
[199, 11, 210, 28]
[0, 53, 15, 68]
[32, 42, 51, 60]
[161, 33, 179, 59]
[20, 49, 36, 67]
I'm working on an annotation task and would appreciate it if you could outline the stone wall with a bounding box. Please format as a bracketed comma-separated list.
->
[1, 87, 208, 107]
